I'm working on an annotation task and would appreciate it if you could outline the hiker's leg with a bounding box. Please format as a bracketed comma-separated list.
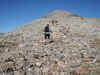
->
[47, 34, 50, 39]
[48, 34, 50, 39]
[45, 34, 47, 39]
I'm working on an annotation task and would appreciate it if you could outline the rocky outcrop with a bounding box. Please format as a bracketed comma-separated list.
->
[0, 10, 100, 75]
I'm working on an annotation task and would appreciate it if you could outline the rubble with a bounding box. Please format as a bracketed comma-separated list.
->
[0, 10, 100, 75]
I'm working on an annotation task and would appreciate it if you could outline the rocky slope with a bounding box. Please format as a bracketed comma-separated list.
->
[0, 10, 100, 75]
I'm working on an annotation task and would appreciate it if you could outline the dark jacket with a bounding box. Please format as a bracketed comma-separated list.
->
[44, 25, 50, 32]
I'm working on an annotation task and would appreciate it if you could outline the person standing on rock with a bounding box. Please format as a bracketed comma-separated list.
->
[44, 24, 52, 40]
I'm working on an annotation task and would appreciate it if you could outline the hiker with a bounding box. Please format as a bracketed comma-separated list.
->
[44, 24, 51, 39]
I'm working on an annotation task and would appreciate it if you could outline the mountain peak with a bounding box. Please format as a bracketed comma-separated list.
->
[0, 9, 100, 75]
[50, 10, 72, 15]
[43, 10, 72, 18]
[52, 10, 72, 14]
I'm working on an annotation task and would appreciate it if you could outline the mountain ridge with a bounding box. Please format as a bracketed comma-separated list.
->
[9, 10, 100, 34]
[0, 10, 100, 75]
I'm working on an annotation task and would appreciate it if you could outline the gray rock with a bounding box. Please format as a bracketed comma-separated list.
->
[0, 10, 100, 75]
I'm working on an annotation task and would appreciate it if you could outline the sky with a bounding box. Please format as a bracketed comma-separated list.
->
[0, 0, 100, 33]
